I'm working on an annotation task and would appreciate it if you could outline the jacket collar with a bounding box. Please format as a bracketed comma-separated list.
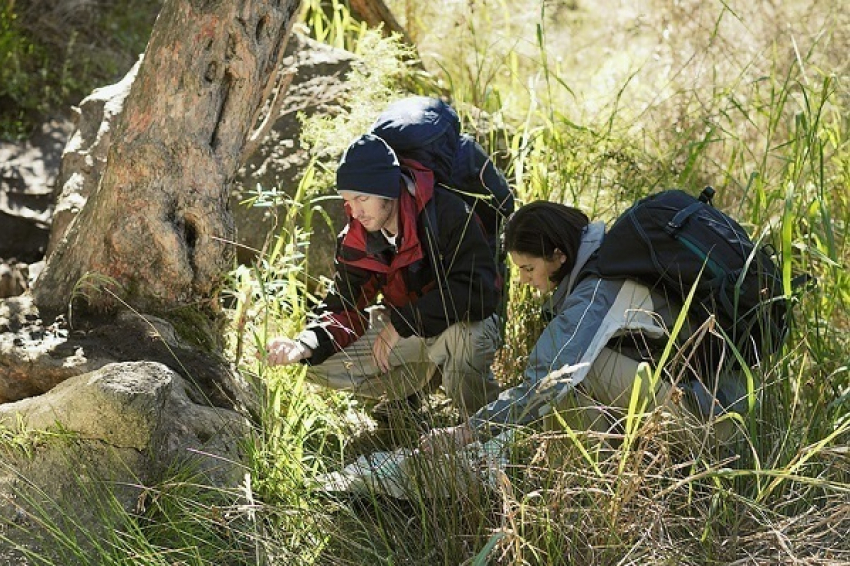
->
[339, 160, 435, 272]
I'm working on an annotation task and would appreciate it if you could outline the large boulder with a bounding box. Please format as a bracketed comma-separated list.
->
[8, 361, 178, 447]
[0, 119, 74, 265]
[0, 360, 248, 469]
[0, 360, 250, 560]
[0, 294, 251, 409]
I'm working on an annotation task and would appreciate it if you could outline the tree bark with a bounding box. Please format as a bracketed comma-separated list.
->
[349, 0, 412, 45]
[33, 0, 301, 316]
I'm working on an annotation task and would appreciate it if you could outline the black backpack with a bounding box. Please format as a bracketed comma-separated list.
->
[369, 96, 515, 258]
[590, 187, 795, 370]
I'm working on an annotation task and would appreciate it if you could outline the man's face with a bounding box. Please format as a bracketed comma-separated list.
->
[340, 191, 399, 233]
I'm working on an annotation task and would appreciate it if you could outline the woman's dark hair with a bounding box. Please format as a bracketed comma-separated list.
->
[504, 201, 590, 283]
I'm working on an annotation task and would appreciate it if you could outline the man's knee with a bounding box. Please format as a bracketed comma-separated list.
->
[440, 316, 500, 362]
[437, 321, 471, 348]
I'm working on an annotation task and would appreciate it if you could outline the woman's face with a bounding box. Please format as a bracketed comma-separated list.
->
[509, 250, 566, 293]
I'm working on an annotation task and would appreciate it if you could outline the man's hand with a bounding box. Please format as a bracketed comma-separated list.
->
[419, 423, 475, 453]
[372, 322, 400, 373]
[263, 337, 312, 366]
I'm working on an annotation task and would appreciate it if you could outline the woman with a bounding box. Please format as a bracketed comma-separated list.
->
[423, 200, 744, 450]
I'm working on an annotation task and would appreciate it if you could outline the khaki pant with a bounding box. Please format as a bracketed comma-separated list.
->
[306, 311, 502, 415]
[550, 348, 739, 447]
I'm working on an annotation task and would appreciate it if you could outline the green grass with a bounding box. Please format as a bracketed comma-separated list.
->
[244, 1, 848, 563]
[2, 0, 848, 563]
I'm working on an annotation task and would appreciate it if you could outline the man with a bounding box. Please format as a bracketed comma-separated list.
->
[264, 134, 502, 416]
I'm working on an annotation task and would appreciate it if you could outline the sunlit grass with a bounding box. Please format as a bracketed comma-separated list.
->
[4, 0, 847, 563]
[242, 0, 850, 563]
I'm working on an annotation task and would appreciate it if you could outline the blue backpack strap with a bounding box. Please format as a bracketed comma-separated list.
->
[666, 187, 715, 235]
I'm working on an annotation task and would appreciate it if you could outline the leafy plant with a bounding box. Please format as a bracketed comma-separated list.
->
[0, 0, 160, 140]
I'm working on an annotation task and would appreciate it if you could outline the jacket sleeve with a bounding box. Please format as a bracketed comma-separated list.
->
[468, 277, 666, 441]
[298, 247, 382, 366]
[389, 195, 499, 339]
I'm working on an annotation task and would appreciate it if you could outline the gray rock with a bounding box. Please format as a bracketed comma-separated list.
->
[1, 360, 247, 456]
[232, 31, 354, 278]
[0, 261, 27, 299]
[0, 360, 250, 561]
[0, 119, 74, 263]
[0, 295, 246, 406]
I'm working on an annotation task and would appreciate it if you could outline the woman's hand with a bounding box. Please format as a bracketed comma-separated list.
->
[419, 423, 475, 453]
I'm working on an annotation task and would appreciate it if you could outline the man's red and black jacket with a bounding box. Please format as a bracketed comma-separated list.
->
[299, 159, 500, 365]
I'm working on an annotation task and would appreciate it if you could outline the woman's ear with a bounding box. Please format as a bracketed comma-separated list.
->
[553, 248, 567, 265]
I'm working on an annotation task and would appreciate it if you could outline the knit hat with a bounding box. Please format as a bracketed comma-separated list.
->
[336, 134, 402, 199]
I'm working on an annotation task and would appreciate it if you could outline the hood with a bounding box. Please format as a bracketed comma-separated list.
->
[547, 220, 606, 313]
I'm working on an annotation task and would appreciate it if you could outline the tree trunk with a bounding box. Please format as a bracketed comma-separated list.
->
[349, 0, 412, 44]
[33, 0, 301, 316]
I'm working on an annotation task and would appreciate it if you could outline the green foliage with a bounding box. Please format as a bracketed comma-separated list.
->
[9, 0, 849, 563]
[0, 3, 46, 139]
[128, 470, 259, 565]
[1, 461, 264, 565]
[0, 0, 160, 140]
[299, 29, 418, 168]
[242, 1, 850, 563]
[0, 422, 76, 461]
[301, 0, 368, 52]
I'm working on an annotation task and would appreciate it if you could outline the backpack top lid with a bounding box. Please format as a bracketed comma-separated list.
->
[370, 96, 461, 184]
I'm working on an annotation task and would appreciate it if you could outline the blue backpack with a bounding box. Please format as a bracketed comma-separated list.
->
[370, 96, 515, 257]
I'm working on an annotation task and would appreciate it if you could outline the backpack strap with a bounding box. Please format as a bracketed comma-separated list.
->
[666, 202, 704, 236]
[666, 187, 716, 236]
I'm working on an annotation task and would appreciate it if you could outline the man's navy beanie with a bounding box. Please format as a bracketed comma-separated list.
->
[336, 134, 401, 199]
